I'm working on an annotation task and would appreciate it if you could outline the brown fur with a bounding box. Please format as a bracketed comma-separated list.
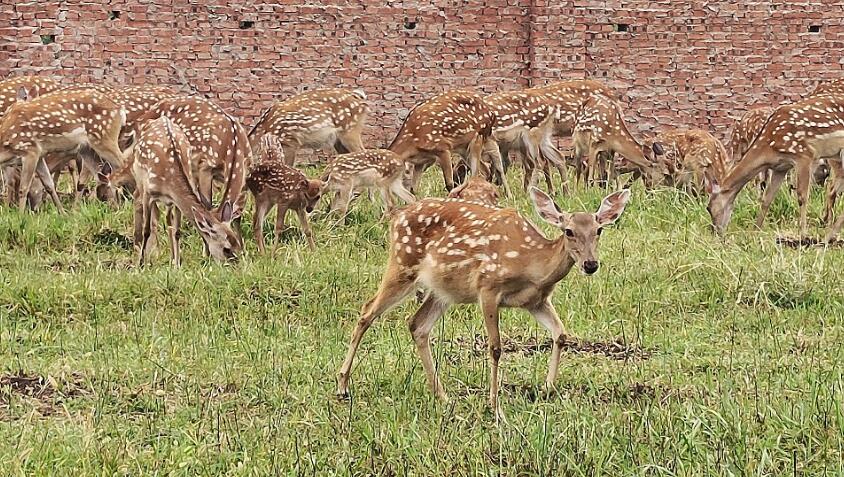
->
[321, 149, 416, 217]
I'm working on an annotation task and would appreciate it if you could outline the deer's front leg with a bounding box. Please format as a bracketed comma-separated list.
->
[34, 157, 64, 213]
[296, 207, 316, 251]
[529, 299, 566, 388]
[479, 289, 502, 414]
[17, 153, 38, 211]
[253, 198, 269, 253]
[794, 158, 813, 239]
[274, 204, 289, 244]
[436, 150, 455, 192]
[756, 168, 787, 229]
[166, 206, 182, 267]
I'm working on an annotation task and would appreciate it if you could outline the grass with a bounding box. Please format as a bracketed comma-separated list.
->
[1, 171, 843, 476]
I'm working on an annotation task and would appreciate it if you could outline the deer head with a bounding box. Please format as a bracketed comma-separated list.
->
[531, 187, 631, 275]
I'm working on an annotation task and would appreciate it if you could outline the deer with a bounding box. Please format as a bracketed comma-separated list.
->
[641, 129, 729, 194]
[812, 79, 844, 97]
[447, 175, 500, 206]
[388, 90, 498, 194]
[130, 96, 253, 225]
[0, 76, 60, 114]
[0, 88, 128, 212]
[483, 90, 568, 196]
[248, 88, 368, 165]
[132, 116, 242, 266]
[571, 94, 663, 187]
[708, 94, 844, 240]
[246, 135, 323, 252]
[320, 148, 416, 218]
[336, 186, 632, 418]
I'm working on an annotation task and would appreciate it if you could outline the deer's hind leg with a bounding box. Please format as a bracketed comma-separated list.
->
[408, 297, 450, 400]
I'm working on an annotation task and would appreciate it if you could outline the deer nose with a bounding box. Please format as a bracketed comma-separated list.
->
[583, 260, 599, 275]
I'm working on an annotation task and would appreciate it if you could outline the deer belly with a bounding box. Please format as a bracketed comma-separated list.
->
[417, 258, 480, 304]
[300, 125, 338, 149]
[41, 127, 88, 152]
[809, 131, 844, 158]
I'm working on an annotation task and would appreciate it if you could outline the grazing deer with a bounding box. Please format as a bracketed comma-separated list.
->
[246, 135, 323, 252]
[248, 88, 368, 165]
[483, 90, 567, 195]
[0, 88, 128, 212]
[321, 149, 416, 217]
[528, 79, 616, 138]
[336, 187, 631, 416]
[572, 94, 662, 186]
[133, 96, 252, 221]
[645, 129, 729, 194]
[389, 90, 497, 193]
[447, 175, 500, 206]
[708, 94, 844, 239]
[132, 116, 242, 265]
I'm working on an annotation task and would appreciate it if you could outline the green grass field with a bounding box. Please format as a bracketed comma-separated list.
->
[1, 172, 843, 476]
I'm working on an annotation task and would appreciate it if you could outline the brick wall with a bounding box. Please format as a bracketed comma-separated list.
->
[2, 0, 843, 148]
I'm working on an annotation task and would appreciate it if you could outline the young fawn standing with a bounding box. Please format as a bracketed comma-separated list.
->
[321, 149, 416, 217]
[246, 135, 323, 252]
[132, 116, 242, 266]
[337, 187, 632, 415]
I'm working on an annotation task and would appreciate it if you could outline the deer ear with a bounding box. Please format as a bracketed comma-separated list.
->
[530, 186, 567, 227]
[192, 207, 213, 232]
[652, 142, 665, 156]
[219, 200, 234, 223]
[16, 87, 29, 101]
[596, 189, 631, 226]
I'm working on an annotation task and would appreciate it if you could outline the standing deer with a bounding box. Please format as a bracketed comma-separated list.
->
[708, 94, 844, 239]
[483, 90, 567, 195]
[248, 88, 368, 164]
[321, 149, 416, 217]
[389, 90, 497, 193]
[336, 187, 632, 416]
[132, 116, 242, 266]
[646, 129, 729, 194]
[132, 96, 252, 222]
[246, 135, 323, 252]
[572, 94, 662, 186]
[0, 88, 128, 212]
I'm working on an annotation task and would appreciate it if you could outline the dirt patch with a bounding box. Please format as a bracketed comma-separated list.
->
[776, 235, 844, 249]
[458, 381, 687, 406]
[455, 334, 652, 361]
[92, 228, 134, 250]
[0, 371, 87, 420]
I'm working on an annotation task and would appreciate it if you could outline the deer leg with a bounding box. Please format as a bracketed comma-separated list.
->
[274, 204, 289, 244]
[436, 150, 455, 192]
[34, 157, 64, 213]
[296, 207, 316, 251]
[389, 179, 416, 206]
[138, 196, 155, 267]
[529, 299, 566, 388]
[132, 190, 144, 251]
[336, 129, 365, 154]
[253, 198, 269, 253]
[89, 142, 125, 172]
[823, 153, 844, 225]
[337, 270, 417, 397]
[166, 206, 182, 267]
[408, 296, 450, 400]
[756, 168, 788, 229]
[794, 159, 813, 239]
[483, 139, 510, 197]
[17, 153, 40, 211]
[378, 185, 393, 217]
[479, 290, 502, 416]
[282, 144, 299, 166]
[198, 166, 214, 208]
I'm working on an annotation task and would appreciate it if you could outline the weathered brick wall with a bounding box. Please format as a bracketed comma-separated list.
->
[2, 0, 843, 148]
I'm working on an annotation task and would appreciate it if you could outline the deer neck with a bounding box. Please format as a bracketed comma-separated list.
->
[723, 147, 773, 194]
[530, 232, 576, 286]
[612, 135, 650, 171]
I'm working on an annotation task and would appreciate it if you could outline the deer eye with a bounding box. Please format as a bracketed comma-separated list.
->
[596, 227, 603, 236]
[564, 229, 575, 237]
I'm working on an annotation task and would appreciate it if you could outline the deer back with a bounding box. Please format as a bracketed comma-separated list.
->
[728, 106, 775, 162]
[746, 94, 844, 160]
[529, 79, 616, 134]
[248, 88, 368, 145]
[388, 90, 495, 158]
[811, 79, 844, 97]
[0, 76, 61, 115]
[322, 149, 404, 184]
[484, 90, 555, 133]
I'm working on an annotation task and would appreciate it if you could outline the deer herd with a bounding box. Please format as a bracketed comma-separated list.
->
[2, 74, 843, 414]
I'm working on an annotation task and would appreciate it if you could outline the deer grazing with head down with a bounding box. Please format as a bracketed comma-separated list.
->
[483, 90, 567, 196]
[336, 187, 632, 416]
[641, 129, 729, 194]
[246, 135, 323, 252]
[389, 90, 497, 193]
[447, 175, 500, 206]
[248, 88, 368, 165]
[321, 149, 416, 217]
[708, 93, 844, 240]
[572, 94, 663, 186]
[0, 88, 128, 212]
[132, 116, 242, 266]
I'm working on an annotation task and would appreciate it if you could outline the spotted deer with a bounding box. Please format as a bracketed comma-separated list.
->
[812, 79, 844, 97]
[132, 116, 242, 266]
[248, 88, 368, 165]
[528, 79, 616, 139]
[336, 187, 631, 416]
[572, 94, 662, 186]
[483, 90, 567, 195]
[321, 149, 416, 217]
[246, 135, 323, 252]
[644, 129, 729, 194]
[708, 94, 844, 239]
[0, 76, 60, 114]
[0, 88, 128, 212]
[132, 96, 252, 222]
[728, 107, 775, 164]
[447, 175, 500, 206]
[389, 90, 497, 193]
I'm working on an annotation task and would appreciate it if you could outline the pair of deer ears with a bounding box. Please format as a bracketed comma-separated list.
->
[650, 142, 666, 156]
[531, 187, 632, 228]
